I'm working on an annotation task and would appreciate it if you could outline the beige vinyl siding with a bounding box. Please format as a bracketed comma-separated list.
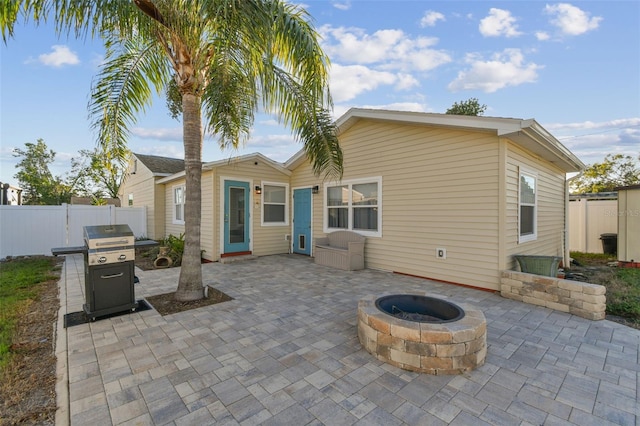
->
[200, 170, 215, 262]
[119, 159, 165, 240]
[505, 141, 567, 271]
[213, 159, 291, 258]
[164, 178, 186, 239]
[295, 119, 503, 290]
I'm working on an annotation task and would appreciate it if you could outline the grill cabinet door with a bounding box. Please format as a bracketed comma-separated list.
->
[87, 261, 135, 312]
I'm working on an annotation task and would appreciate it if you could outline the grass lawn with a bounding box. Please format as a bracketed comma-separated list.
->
[570, 251, 640, 328]
[0, 257, 61, 369]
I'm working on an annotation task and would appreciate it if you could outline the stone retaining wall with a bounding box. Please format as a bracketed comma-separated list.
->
[501, 271, 606, 320]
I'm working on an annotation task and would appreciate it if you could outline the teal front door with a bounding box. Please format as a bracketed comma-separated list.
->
[224, 180, 250, 254]
[293, 188, 312, 255]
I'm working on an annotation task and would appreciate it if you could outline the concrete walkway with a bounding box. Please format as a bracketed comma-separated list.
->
[55, 254, 639, 425]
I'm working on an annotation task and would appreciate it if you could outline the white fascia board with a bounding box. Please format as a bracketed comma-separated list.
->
[202, 152, 291, 176]
[156, 171, 186, 184]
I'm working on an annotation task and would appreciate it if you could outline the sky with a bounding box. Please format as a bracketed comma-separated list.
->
[1, 1, 639, 185]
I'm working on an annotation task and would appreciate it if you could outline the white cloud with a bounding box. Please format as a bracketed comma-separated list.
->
[535, 31, 551, 41]
[420, 11, 445, 27]
[448, 49, 542, 93]
[479, 8, 523, 38]
[37, 45, 80, 67]
[544, 3, 602, 36]
[131, 127, 182, 141]
[319, 25, 451, 72]
[329, 64, 397, 103]
[394, 73, 420, 91]
[545, 118, 640, 164]
[331, 1, 351, 11]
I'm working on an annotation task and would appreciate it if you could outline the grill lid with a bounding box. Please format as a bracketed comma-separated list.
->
[84, 225, 134, 250]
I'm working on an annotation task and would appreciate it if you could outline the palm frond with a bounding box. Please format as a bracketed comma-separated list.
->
[89, 34, 169, 162]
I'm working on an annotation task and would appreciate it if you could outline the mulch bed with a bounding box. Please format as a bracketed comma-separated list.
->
[145, 287, 233, 316]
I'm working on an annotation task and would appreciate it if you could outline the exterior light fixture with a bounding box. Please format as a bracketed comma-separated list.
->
[255, 185, 262, 194]
[312, 185, 319, 194]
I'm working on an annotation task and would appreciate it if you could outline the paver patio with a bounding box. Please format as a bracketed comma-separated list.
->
[55, 254, 639, 425]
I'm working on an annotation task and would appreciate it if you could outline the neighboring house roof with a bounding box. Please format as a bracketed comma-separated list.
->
[134, 153, 185, 176]
[156, 152, 290, 184]
[285, 108, 585, 173]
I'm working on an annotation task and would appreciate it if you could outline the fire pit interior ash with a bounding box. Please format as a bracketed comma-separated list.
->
[375, 294, 465, 323]
[358, 292, 487, 375]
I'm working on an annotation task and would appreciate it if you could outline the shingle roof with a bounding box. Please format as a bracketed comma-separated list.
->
[134, 153, 185, 175]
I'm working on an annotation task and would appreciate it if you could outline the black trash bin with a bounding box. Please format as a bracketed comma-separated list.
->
[600, 233, 617, 255]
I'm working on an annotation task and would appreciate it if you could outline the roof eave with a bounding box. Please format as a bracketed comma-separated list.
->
[500, 121, 586, 173]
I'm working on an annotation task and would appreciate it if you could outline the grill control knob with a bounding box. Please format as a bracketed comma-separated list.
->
[118, 254, 127, 261]
[98, 256, 107, 264]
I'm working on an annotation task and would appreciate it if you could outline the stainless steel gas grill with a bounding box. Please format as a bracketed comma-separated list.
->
[52, 224, 138, 320]
[82, 224, 137, 319]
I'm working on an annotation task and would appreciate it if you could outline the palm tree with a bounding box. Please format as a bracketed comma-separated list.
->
[2, 0, 343, 301]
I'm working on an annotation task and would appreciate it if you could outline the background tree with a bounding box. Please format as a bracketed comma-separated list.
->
[74, 148, 129, 199]
[13, 139, 73, 205]
[3, 1, 343, 302]
[446, 98, 487, 116]
[571, 154, 640, 194]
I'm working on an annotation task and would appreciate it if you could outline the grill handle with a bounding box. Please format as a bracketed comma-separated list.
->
[95, 239, 130, 247]
[100, 272, 124, 279]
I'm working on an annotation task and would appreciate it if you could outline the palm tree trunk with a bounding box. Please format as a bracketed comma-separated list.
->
[175, 92, 204, 301]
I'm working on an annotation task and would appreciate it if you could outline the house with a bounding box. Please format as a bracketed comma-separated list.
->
[0, 183, 22, 205]
[119, 153, 185, 239]
[120, 108, 585, 291]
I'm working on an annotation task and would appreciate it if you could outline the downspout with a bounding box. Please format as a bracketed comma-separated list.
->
[564, 178, 570, 269]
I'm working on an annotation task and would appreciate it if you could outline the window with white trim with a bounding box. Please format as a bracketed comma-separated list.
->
[262, 183, 288, 225]
[519, 170, 537, 242]
[324, 177, 381, 237]
[128, 193, 133, 206]
[173, 185, 185, 224]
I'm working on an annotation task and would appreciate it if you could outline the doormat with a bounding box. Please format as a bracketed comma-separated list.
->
[63, 300, 153, 328]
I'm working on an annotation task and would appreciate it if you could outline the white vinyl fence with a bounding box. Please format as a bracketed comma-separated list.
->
[568, 198, 617, 253]
[0, 204, 147, 258]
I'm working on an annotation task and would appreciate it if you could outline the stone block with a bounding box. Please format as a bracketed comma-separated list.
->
[358, 322, 377, 343]
[420, 355, 453, 371]
[368, 314, 390, 334]
[465, 337, 485, 354]
[390, 348, 420, 369]
[501, 278, 523, 288]
[436, 343, 466, 357]
[579, 294, 606, 304]
[450, 327, 476, 344]
[522, 296, 546, 307]
[420, 328, 452, 344]
[558, 280, 585, 292]
[390, 336, 405, 351]
[391, 322, 421, 342]
[581, 301, 606, 313]
[377, 332, 392, 347]
[569, 306, 605, 320]
[405, 341, 436, 356]
[501, 292, 523, 301]
[376, 344, 391, 360]
[582, 284, 606, 295]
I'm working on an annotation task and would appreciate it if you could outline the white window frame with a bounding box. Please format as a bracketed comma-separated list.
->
[128, 193, 133, 207]
[518, 168, 537, 243]
[323, 176, 382, 238]
[173, 184, 185, 225]
[261, 182, 289, 226]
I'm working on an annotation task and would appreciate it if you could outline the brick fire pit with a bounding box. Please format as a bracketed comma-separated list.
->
[357, 292, 487, 375]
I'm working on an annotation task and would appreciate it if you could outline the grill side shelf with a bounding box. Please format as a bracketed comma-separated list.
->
[51, 246, 87, 256]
